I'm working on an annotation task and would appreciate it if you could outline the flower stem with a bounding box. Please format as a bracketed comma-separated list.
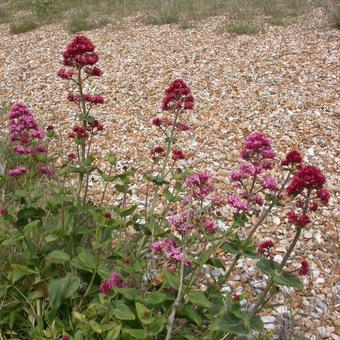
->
[165, 242, 186, 340]
[250, 226, 302, 317]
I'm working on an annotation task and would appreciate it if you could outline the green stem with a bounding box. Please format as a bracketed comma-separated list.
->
[78, 270, 96, 310]
[165, 238, 186, 340]
[250, 226, 302, 317]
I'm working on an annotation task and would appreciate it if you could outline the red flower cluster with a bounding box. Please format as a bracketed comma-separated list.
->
[172, 148, 186, 161]
[281, 150, 303, 167]
[286, 165, 326, 196]
[84, 94, 104, 105]
[317, 188, 330, 204]
[257, 240, 274, 254]
[61, 36, 98, 68]
[57, 69, 74, 80]
[298, 260, 310, 276]
[287, 211, 311, 227]
[0, 208, 8, 216]
[88, 119, 104, 133]
[68, 126, 89, 140]
[162, 79, 194, 111]
[84, 66, 103, 77]
[150, 146, 165, 160]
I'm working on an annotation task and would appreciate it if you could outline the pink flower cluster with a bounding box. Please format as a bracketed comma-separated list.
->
[169, 212, 192, 235]
[186, 171, 215, 200]
[152, 238, 190, 270]
[162, 79, 194, 111]
[228, 132, 277, 211]
[7, 104, 53, 177]
[99, 271, 125, 294]
[240, 132, 276, 165]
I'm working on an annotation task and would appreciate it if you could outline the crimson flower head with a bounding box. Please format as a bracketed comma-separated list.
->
[84, 94, 104, 105]
[281, 150, 303, 167]
[257, 240, 274, 254]
[84, 66, 103, 77]
[162, 79, 194, 111]
[232, 294, 241, 302]
[8, 166, 27, 177]
[61, 336, 69, 340]
[62, 36, 98, 68]
[299, 260, 310, 276]
[0, 208, 8, 216]
[172, 148, 186, 161]
[151, 146, 165, 160]
[104, 212, 112, 219]
[287, 211, 311, 227]
[286, 165, 326, 196]
[316, 188, 330, 205]
[57, 68, 74, 80]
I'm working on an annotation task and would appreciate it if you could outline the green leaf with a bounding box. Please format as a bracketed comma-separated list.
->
[114, 287, 140, 301]
[135, 302, 154, 325]
[115, 184, 129, 193]
[106, 325, 121, 340]
[71, 247, 99, 272]
[148, 317, 167, 335]
[145, 291, 171, 305]
[273, 271, 303, 289]
[2, 231, 24, 246]
[232, 212, 248, 228]
[122, 328, 147, 339]
[107, 151, 117, 165]
[187, 290, 212, 309]
[207, 257, 225, 269]
[265, 193, 284, 206]
[164, 189, 179, 203]
[164, 270, 179, 290]
[250, 315, 264, 332]
[119, 205, 137, 217]
[113, 304, 135, 320]
[196, 247, 213, 266]
[48, 275, 80, 310]
[179, 304, 202, 326]
[8, 264, 38, 283]
[45, 250, 70, 267]
[257, 259, 278, 277]
[144, 175, 168, 186]
[210, 312, 249, 335]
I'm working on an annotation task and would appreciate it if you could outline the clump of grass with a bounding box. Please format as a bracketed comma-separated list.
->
[143, 0, 180, 25]
[323, 0, 340, 28]
[226, 20, 260, 35]
[0, 6, 10, 24]
[68, 11, 109, 33]
[10, 17, 38, 34]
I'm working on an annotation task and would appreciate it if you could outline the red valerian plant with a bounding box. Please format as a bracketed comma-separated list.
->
[58, 35, 104, 202]
[0, 36, 332, 340]
[6, 103, 52, 178]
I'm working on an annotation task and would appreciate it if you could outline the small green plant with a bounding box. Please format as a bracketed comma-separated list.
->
[324, 0, 340, 28]
[144, 0, 180, 25]
[67, 11, 109, 33]
[0, 6, 10, 24]
[10, 17, 38, 34]
[227, 20, 260, 35]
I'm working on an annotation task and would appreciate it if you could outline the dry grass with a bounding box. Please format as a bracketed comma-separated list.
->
[0, 0, 335, 35]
